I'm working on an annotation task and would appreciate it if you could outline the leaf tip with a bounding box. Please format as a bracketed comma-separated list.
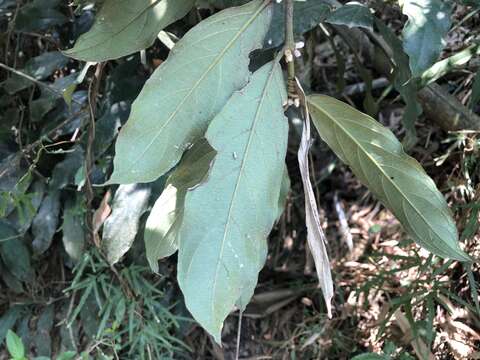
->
[212, 330, 223, 346]
[453, 249, 473, 263]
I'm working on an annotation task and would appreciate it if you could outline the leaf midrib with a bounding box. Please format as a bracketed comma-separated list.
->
[308, 98, 454, 249]
[124, 0, 268, 176]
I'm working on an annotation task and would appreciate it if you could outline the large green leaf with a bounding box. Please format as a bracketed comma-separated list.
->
[177, 61, 288, 342]
[145, 146, 287, 273]
[307, 95, 469, 262]
[65, 0, 195, 62]
[401, 0, 451, 76]
[144, 139, 216, 273]
[108, 0, 272, 184]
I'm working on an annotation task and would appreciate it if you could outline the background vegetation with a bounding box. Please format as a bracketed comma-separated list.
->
[0, 0, 479, 359]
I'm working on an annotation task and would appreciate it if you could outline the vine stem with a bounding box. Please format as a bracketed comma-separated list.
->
[85, 64, 135, 300]
[85, 62, 105, 249]
[285, 0, 296, 96]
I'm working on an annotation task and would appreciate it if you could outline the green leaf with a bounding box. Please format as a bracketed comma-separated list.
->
[65, 0, 195, 62]
[23, 51, 69, 80]
[0, 306, 23, 343]
[401, 0, 451, 76]
[307, 95, 470, 262]
[114, 297, 126, 325]
[50, 146, 85, 190]
[8, 180, 45, 235]
[0, 261, 24, 293]
[0, 221, 34, 282]
[177, 60, 288, 342]
[376, 19, 421, 148]
[420, 44, 480, 88]
[62, 195, 85, 263]
[6, 330, 25, 360]
[326, 2, 373, 30]
[108, 0, 272, 184]
[14, 316, 30, 355]
[145, 143, 287, 273]
[145, 139, 216, 272]
[0, 75, 32, 95]
[31, 191, 61, 255]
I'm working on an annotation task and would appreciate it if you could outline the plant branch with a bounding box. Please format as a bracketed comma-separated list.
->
[285, 0, 296, 97]
[0, 62, 83, 105]
[22, 109, 88, 152]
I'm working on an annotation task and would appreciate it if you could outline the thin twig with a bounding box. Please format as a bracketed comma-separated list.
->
[83, 63, 135, 300]
[85, 63, 105, 248]
[15, 89, 46, 180]
[0, 62, 83, 105]
[23, 108, 87, 152]
[235, 310, 243, 360]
